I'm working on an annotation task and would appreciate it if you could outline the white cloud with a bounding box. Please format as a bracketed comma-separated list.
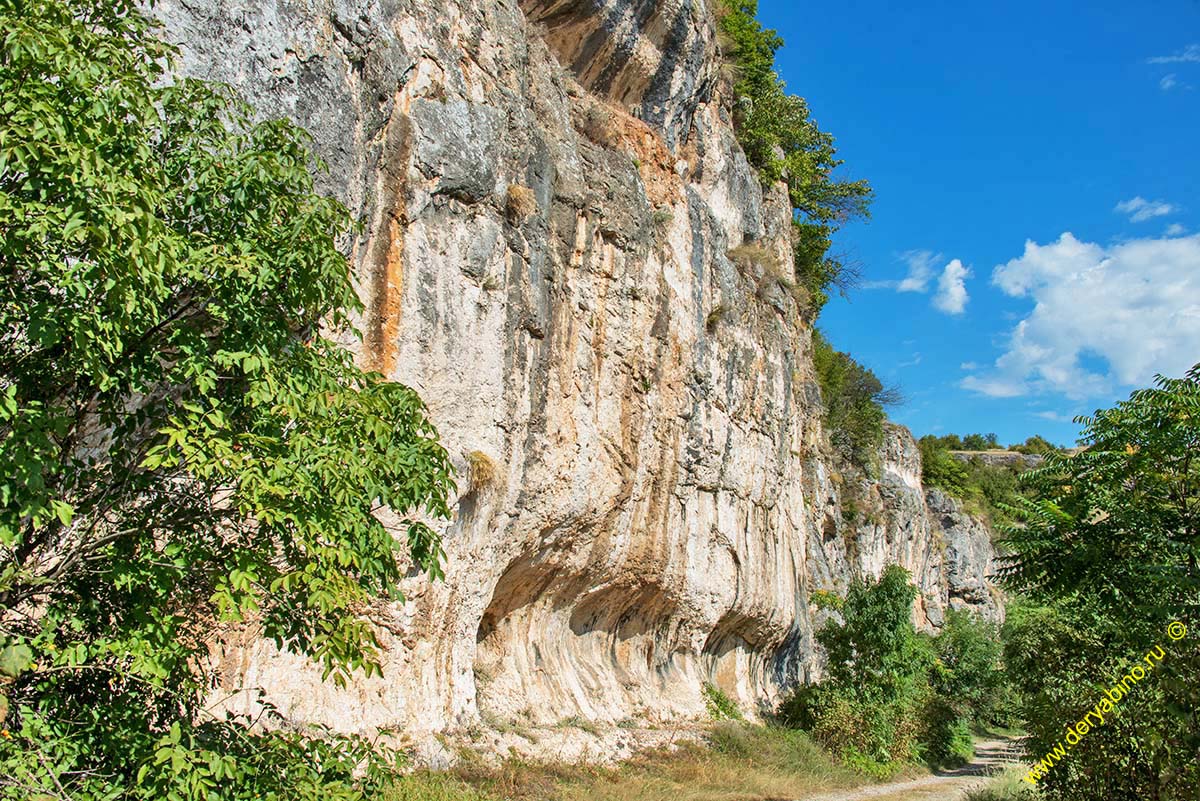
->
[897, 251, 937, 292]
[932, 259, 970, 315]
[1167, 223, 1188, 236]
[866, 252, 971, 314]
[1161, 74, 1179, 91]
[960, 361, 979, 370]
[865, 250, 938, 291]
[961, 232, 1200, 399]
[960, 374, 1027, 398]
[1148, 44, 1200, 64]
[1033, 410, 1073, 423]
[1115, 196, 1176, 223]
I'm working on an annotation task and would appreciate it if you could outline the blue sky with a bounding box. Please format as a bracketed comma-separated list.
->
[757, 0, 1200, 446]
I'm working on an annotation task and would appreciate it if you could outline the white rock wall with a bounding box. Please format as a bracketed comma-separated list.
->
[152, 0, 1001, 756]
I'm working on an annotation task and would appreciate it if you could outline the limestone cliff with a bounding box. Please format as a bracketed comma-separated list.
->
[151, 0, 1001, 758]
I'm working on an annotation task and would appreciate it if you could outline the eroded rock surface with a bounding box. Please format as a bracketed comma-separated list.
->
[151, 0, 1002, 755]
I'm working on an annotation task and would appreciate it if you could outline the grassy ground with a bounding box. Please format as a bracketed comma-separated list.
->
[382, 722, 875, 801]
[961, 767, 1040, 801]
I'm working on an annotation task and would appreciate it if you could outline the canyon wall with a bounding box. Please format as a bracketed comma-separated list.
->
[151, 0, 1001, 758]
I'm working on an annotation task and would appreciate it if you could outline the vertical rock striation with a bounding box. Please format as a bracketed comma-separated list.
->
[151, 0, 1001, 753]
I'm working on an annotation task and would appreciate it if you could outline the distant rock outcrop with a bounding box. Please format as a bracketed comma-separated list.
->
[949, 450, 1046, 469]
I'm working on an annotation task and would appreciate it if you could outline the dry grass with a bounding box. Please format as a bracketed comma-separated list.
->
[705, 304, 729, 334]
[506, 185, 537, 221]
[466, 450, 498, 491]
[380, 722, 870, 801]
[727, 244, 789, 283]
[962, 766, 1042, 801]
[576, 104, 619, 148]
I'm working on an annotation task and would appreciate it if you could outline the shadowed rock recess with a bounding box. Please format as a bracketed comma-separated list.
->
[152, 0, 1001, 756]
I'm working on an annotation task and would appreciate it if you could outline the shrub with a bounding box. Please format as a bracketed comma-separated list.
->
[577, 103, 618, 147]
[505, 184, 537, 221]
[706, 304, 729, 333]
[703, 683, 744, 721]
[466, 450, 499, 490]
[932, 609, 1006, 727]
[555, 715, 601, 736]
[728, 243, 784, 276]
[782, 568, 1007, 772]
[812, 332, 898, 472]
[781, 567, 932, 768]
[919, 436, 971, 496]
[998, 365, 1200, 799]
[920, 697, 974, 767]
[1009, 434, 1060, 455]
[918, 436, 1032, 526]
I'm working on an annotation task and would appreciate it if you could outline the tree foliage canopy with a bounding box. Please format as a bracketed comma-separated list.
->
[782, 567, 1007, 774]
[0, 0, 454, 797]
[999, 365, 1200, 800]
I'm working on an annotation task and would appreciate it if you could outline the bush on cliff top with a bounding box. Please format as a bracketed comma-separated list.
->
[0, 1, 453, 797]
[917, 436, 1034, 527]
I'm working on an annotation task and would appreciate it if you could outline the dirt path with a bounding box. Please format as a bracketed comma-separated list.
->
[794, 739, 1023, 801]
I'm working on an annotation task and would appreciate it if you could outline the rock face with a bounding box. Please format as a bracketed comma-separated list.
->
[949, 450, 1045, 469]
[150, 0, 1001, 753]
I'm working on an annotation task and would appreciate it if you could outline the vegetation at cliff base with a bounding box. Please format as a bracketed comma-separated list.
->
[780, 567, 1010, 776]
[382, 721, 865, 801]
[0, 0, 453, 798]
[716, 0, 873, 313]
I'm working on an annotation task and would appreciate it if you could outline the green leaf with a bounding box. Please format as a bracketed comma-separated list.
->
[0, 643, 34, 678]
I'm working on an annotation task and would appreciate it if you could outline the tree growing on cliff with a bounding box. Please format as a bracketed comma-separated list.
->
[781, 567, 942, 774]
[716, 0, 873, 312]
[0, 0, 453, 798]
[812, 332, 899, 471]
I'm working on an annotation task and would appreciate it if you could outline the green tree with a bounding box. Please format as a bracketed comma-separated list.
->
[0, 1, 454, 798]
[932, 609, 1004, 724]
[999, 365, 1200, 800]
[782, 567, 934, 772]
[1009, 434, 1058, 455]
[918, 436, 1029, 527]
[817, 566, 930, 697]
[919, 436, 970, 497]
[717, 0, 873, 313]
[925, 608, 1011, 762]
[940, 433, 965, 450]
[813, 332, 898, 472]
[961, 433, 998, 451]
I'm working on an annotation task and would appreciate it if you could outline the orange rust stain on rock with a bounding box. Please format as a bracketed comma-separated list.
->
[577, 96, 686, 207]
[378, 222, 405, 377]
[612, 109, 685, 207]
[363, 91, 416, 376]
